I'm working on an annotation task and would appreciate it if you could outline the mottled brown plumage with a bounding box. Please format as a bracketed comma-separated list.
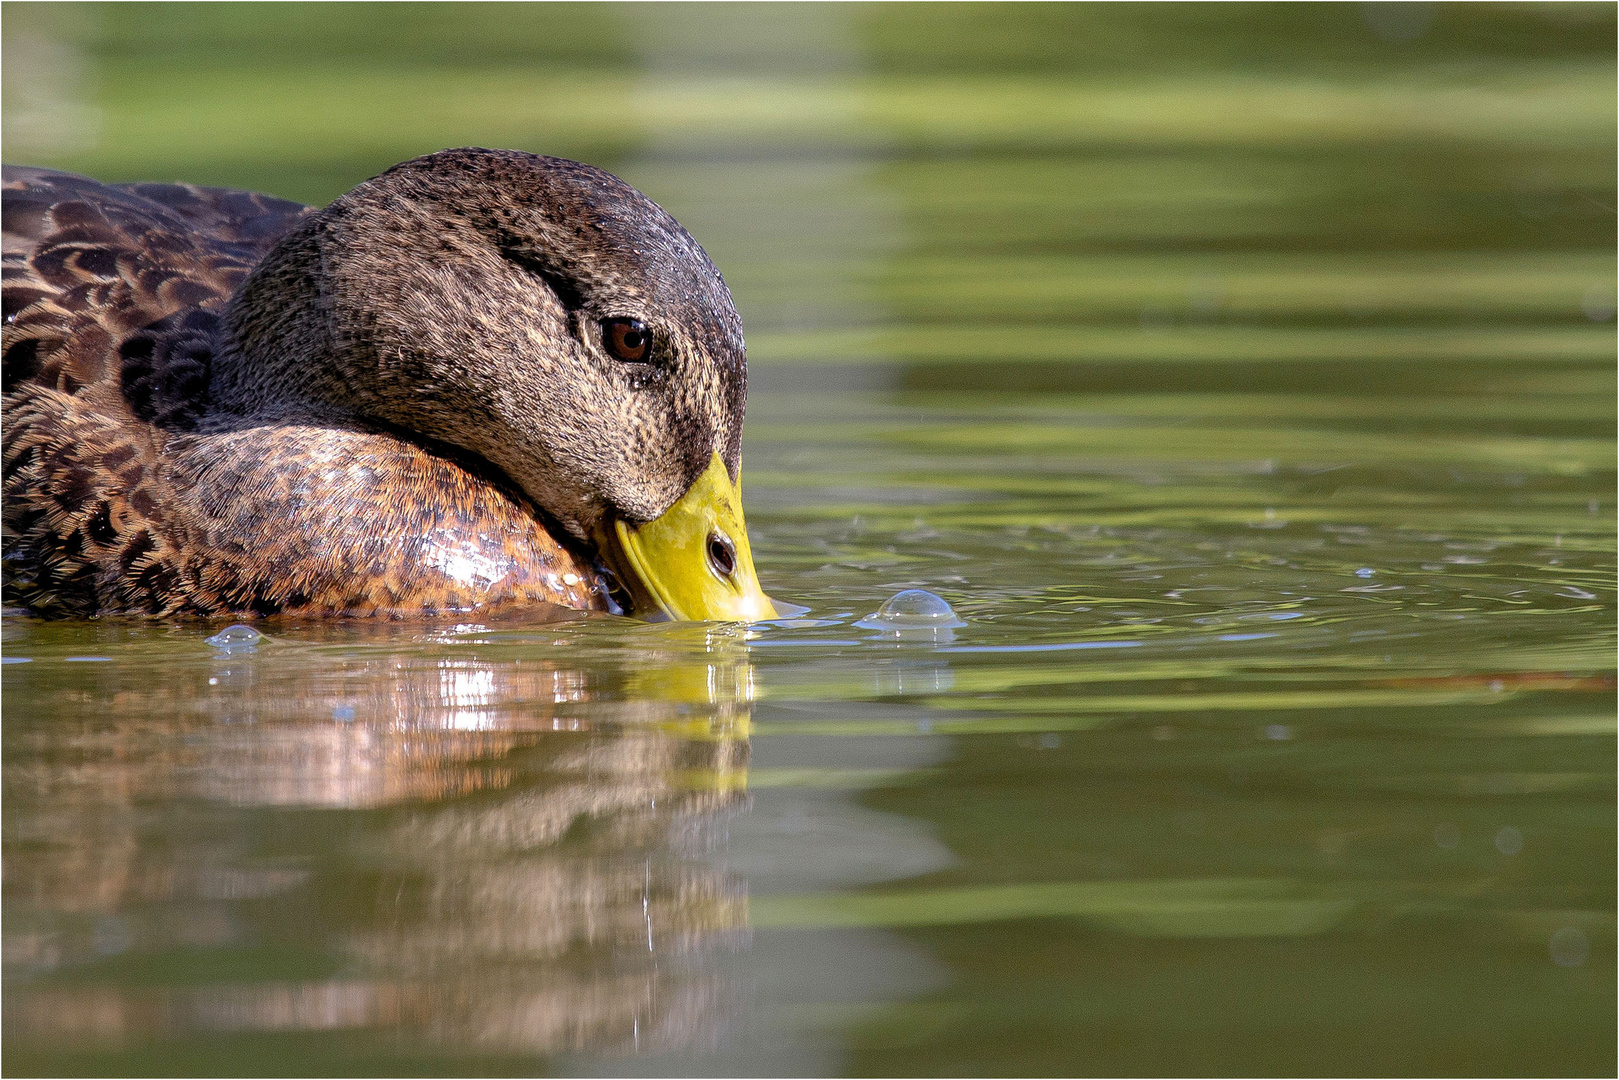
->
[3, 150, 749, 617]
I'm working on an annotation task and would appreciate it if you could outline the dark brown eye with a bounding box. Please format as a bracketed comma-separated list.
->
[706, 530, 737, 579]
[602, 318, 651, 363]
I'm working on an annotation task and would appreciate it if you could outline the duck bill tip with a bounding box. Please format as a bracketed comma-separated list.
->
[604, 453, 778, 623]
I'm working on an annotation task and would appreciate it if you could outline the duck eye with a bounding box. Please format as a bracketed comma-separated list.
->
[602, 318, 651, 363]
[706, 530, 737, 580]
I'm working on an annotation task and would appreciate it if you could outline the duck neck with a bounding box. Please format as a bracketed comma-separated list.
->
[207, 216, 359, 426]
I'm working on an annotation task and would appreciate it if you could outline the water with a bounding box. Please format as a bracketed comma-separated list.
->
[3, 4, 1615, 1075]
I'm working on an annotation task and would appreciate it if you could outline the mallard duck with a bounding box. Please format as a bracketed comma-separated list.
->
[2, 148, 776, 620]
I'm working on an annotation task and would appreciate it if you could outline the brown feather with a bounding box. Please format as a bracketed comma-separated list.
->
[2, 153, 753, 619]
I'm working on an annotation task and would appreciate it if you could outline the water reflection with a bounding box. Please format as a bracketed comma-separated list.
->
[2, 2, 1613, 1072]
[3, 626, 761, 1056]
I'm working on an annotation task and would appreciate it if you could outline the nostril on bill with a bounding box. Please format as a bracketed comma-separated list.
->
[706, 530, 737, 579]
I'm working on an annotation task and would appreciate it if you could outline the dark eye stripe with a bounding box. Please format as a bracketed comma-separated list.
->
[602, 318, 650, 362]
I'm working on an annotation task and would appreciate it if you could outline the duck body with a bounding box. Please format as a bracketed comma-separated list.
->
[3, 152, 771, 620]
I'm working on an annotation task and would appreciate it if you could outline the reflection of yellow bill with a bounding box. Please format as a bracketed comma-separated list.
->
[609, 452, 778, 622]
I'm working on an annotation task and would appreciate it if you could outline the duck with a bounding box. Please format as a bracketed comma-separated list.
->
[1, 148, 777, 621]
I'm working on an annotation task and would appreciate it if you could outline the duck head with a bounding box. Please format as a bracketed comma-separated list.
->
[212, 147, 775, 621]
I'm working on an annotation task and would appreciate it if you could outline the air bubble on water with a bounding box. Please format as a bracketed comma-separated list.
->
[866, 590, 964, 626]
[332, 705, 356, 723]
[1355, 568, 1375, 578]
[1494, 826, 1523, 855]
[206, 624, 263, 653]
[1434, 822, 1461, 849]
[855, 589, 966, 640]
[1264, 724, 1293, 741]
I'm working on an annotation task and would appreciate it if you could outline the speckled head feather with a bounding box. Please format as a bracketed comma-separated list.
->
[212, 148, 748, 540]
[2, 150, 752, 618]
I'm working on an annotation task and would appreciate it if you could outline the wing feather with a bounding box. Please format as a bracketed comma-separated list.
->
[3, 167, 315, 615]
[2, 166, 313, 398]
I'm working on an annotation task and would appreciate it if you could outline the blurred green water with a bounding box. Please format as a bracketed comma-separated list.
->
[3, 3, 1614, 1076]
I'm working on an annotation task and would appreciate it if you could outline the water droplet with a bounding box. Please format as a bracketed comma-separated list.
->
[1549, 926, 1589, 967]
[332, 705, 356, 723]
[1494, 826, 1523, 855]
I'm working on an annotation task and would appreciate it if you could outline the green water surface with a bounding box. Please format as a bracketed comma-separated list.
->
[3, 4, 1615, 1075]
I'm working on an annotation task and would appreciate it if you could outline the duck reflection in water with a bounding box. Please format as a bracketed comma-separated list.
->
[4, 621, 758, 1056]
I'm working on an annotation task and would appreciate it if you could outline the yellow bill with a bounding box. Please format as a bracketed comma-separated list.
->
[608, 452, 778, 622]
